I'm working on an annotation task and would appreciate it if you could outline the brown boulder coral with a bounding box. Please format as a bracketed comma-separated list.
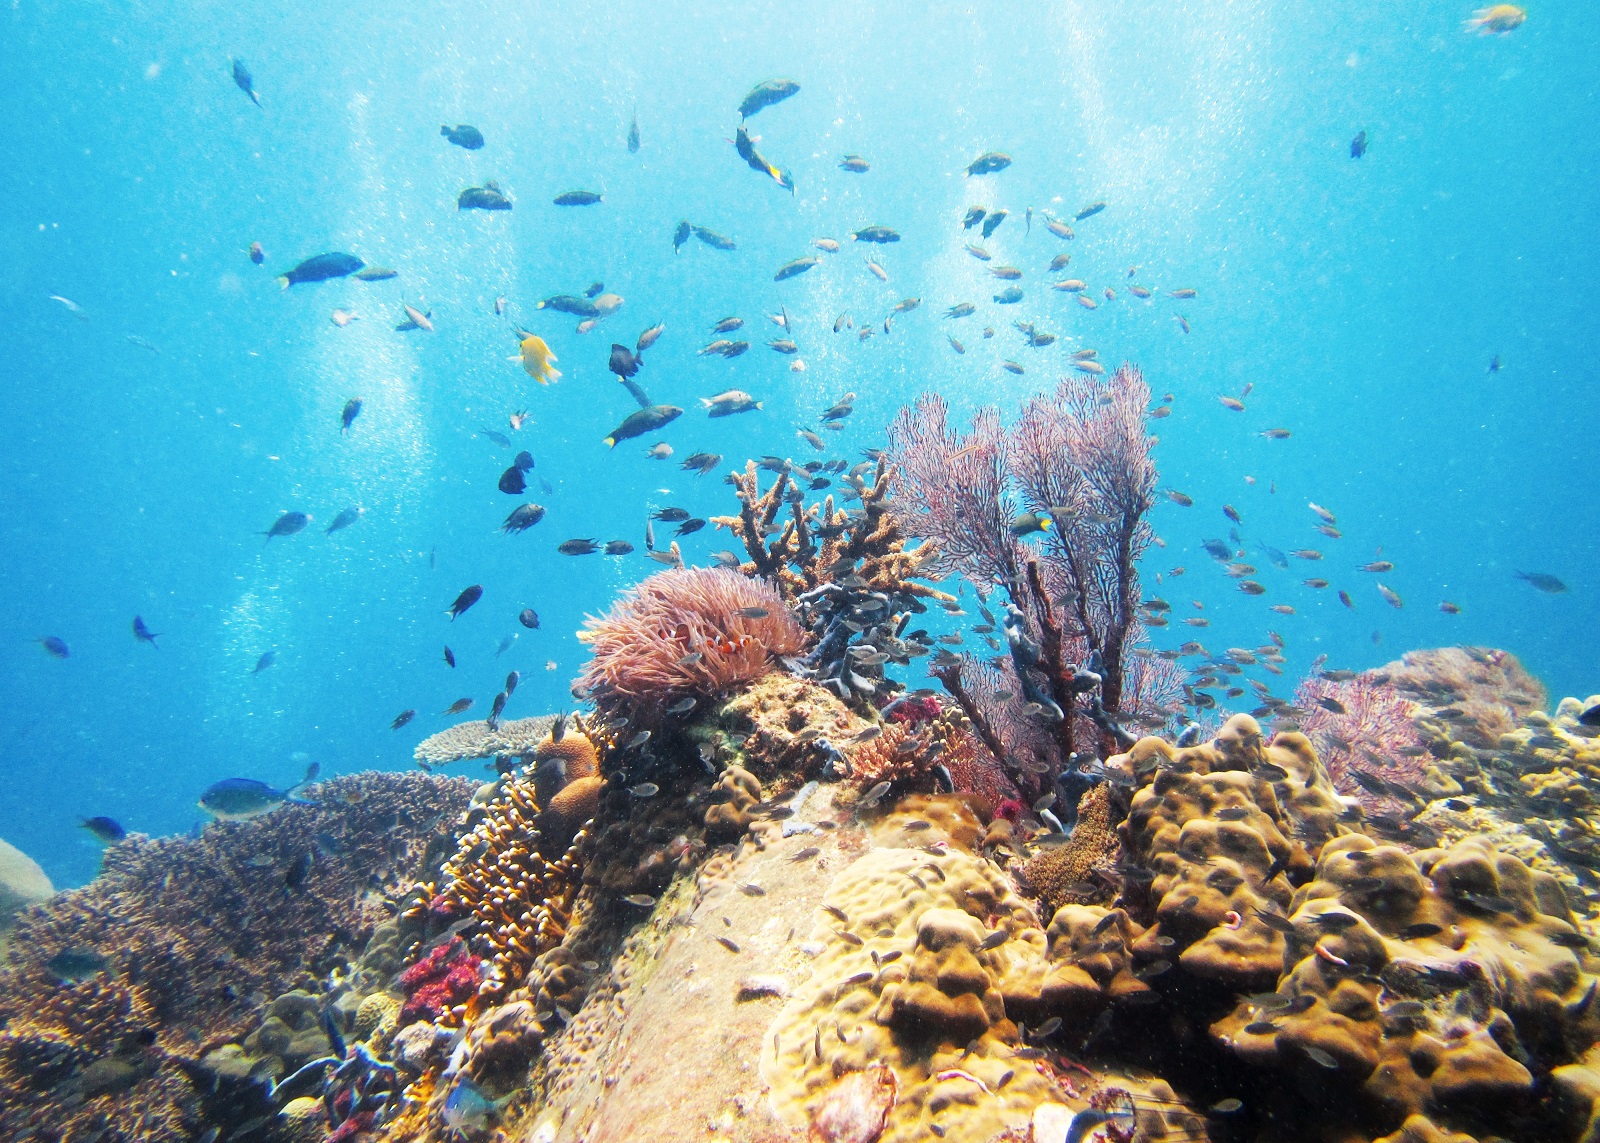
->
[1020, 783, 1122, 913]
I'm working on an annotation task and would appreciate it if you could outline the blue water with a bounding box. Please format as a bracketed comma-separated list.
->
[1, 0, 1593, 888]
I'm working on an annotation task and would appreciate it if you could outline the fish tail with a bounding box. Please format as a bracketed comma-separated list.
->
[276, 276, 290, 290]
[440, 125, 450, 135]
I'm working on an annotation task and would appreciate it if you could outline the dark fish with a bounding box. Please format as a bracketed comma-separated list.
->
[199, 777, 314, 820]
[609, 344, 642, 378]
[47, 947, 108, 983]
[993, 286, 1022, 304]
[277, 252, 363, 289]
[230, 58, 261, 107]
[628, 111, 640, 153]
[1579, 703, 1600, 729]
[981, 209, 1008, 239]
[673, 220, 691, 254]
[489, 692, 507, 722]
[654, 507, 690, 522]
[391, 709, 416, 730]
[692, 225, 736, 250]
[341, 397, 363, 433]
[739, 78, 800, 119]
[502, 504, 546, 534]
[441, 124, 485, 150]
[558, 539, 600, 555]
[1202, 538, 1232, 560]
[852, 226, 900, 244]
[605, 540, 634, 555]
[554, 190, 603, 206]
[284, 850, 313, 890]
[479, 427, 511, 448]
[605, 404, 682, 447]
[518, 608, 540, 629]
[498, 466, 527, 494]
[1350, 130, 1368, 159]
[1317, 697, 1348, 714]
[1075, 202, 1106, 221]
[966, 151, 1012, 176]
[514, 450, 535, 472]
[682, 452, 722, 475]
[459, 182, 512, 211]
[262, 511, 310, 542]
[443, 646, 455, 667]
[1515, 570, 1568, 594]
[249, 241, 265, 264]
[775, 256, 820, 281]
[962, 206, 985, 229]
[252, 650, 276, 673]
[505, 670, 519, 696]
[447, 585, 484, 620]
[132, 616, 160, 647]
[442, 697, 473, 715]
[321, 506, 361, 536]
[81, 816, 126, 843]
[538, 294, 599, 316]
[675, 518, 706, 536]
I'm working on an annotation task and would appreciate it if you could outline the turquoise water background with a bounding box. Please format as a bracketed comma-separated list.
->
[1, 0, 1593, 888]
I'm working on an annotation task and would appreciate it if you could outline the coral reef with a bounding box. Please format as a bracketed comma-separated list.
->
[576, 566, 806, 714]
[412, 714, 559, 768]
[886, 368, 1178, 780]
[715, 671, 864, 784]
[1376, 646, 1546, 749]
[0, 771, 471, 1143]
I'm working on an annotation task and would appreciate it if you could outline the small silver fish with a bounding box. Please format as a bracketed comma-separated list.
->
[629, 782, 659, 797]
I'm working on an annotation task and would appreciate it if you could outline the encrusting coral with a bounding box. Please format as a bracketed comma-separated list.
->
[0, 771, 471, 1143]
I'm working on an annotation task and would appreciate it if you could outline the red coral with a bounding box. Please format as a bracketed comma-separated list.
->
[885, 694, 942, 724]
[399, 937, 482, 1026]
[576, 567, 806, 711]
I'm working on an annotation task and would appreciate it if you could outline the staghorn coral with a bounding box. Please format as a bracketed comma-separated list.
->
[712, 456, 956, 709]
[413, 714, 560, 768]
[576, 566, 805, 714]
[887, 368, 1171, 780]
[414, 735, 596, 1003]
[0, 770, 470, 1143]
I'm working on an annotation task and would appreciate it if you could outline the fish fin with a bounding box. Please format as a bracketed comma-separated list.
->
[699, 398, 713, 408]
[276, 276, 290, 290]
[754, 402, 763, 410]
[603, 436, 617, 447]
[546, 367, 561, 383]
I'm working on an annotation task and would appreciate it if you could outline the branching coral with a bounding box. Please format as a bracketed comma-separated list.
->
[576, 567, 805, 714]
[886, 367, 1167, 785]
[1376, 646, 1546, 749]
[712, 457, 956, 708]
[412, 733, 596, 1004]
[0, 771, 471, 1143]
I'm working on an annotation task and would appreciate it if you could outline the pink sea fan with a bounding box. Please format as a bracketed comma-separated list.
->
[1295, 672, 1429, 816]
[577, 567, 806, 707]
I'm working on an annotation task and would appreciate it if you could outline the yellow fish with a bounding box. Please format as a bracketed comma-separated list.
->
[515, 335, 561, 383]
[1465, 4, 1524, 33]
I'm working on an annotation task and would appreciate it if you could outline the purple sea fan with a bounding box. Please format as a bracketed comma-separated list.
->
[577, 567, 806, 708]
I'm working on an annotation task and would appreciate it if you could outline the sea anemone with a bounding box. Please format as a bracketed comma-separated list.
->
[576, 567, 806, 709]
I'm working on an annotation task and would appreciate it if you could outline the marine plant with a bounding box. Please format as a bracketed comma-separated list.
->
[885, 365, 1180, 784]
[575, 565, 805, 713]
